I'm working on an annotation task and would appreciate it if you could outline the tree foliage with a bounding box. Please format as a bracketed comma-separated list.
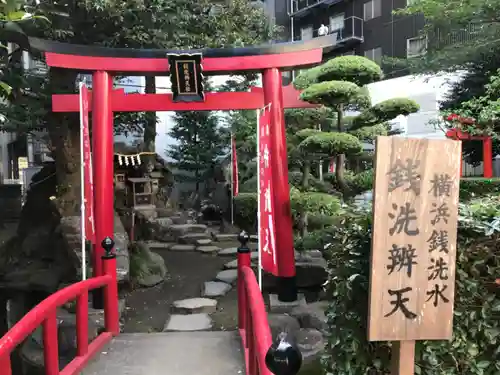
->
[2, 0, 277, 215]
[295, 55, 419, 195]
[0, 0, 51, 88]
[397, 0, 500, 162]
[392, 0, 500, 74]
[167, 110, 228, 192]
[440, 68, 500, 164]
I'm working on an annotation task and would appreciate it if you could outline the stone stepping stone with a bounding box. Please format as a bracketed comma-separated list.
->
[147, 242, 174, 250]
[170, 216, 186, 224]
[223, 259, 238, 269]
[202, 281, 232, 297]
[215, 233, 238, 241]
[170, 244, 196, 252]
[196, 245, 221, 254]
[179, 233, 210, 244]
[217, 247, 239, 256]
[168, 224, 208, 235]
[164, 313, 213, 332]
[172, 298, 217, 314]
[224, 258, 258, 269]
[196, 238, 212, 246]
[215, 269, 238, 285]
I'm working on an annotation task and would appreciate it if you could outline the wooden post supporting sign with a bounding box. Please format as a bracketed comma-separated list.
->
[368, 136, 461, 375]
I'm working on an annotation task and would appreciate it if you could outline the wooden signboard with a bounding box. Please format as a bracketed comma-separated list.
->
[368, 136, 461, 342]
[167, 53, 204, 102]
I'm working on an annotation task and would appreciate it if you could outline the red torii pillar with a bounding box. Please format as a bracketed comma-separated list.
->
[446, 128, 493, 178]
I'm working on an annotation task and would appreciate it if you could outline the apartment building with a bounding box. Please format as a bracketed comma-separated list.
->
[266, 0, 425, 77]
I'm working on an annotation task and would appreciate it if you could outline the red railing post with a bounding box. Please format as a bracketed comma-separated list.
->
[0, 276, 114, 375]
[237, 231, 251, 331]
[76, 291, 89, 356]
[101, 237, 120, 335]
[0, 355, 12, 375]
[43, 310, 59, 375]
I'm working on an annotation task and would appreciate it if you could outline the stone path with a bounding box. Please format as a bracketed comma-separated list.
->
[82, 331, 244, 375]
[154, 224, 257, 332]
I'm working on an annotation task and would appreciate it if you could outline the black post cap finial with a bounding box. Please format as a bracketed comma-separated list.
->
[101, 236, 116, 259]
[265, 332, 302, 375]
[237, 230, 250, 254]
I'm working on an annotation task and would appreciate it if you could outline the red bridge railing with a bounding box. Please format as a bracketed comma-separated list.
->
[237, 241, 273, 375]
[0, 256, 119, 375]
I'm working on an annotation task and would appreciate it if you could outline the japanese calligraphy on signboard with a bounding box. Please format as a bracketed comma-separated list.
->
[368, 136, 461, 341]
[258, 106, 278, 276]
[167, 53, 204, 102]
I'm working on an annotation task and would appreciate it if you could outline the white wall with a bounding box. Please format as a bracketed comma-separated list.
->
[366, 73, 464, 139]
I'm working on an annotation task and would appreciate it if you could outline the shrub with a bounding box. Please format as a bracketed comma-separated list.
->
[240, 176, 258, 193]
[233, 193, 258, 232]
[300, 81, 362, 107]
[288, 171, 333, 193]
[459, 178, 500, 199]
[353, 98, 420, 128]
[324, 173, 500, 201]
[320, 198, 500, 375]
[316, 55, 383, 86]
[326, 169, 374, 196]
[299, 132, 363, 156]
[290, 189, 341, 217]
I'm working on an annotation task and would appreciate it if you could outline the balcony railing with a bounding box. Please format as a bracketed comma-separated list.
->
[435, 23, 484, 49]
[297, 16, 364, 45]
[291, 0, 341, 16]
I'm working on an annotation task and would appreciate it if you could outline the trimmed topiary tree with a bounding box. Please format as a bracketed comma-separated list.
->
[295, 55, 420, 195]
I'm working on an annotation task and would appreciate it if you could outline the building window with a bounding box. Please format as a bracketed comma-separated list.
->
[329, 13, 345, 32]
[363, 0, 381, 21]
[300, 26, 313, 41]
[364, 47, 382, 65]
[407, 36, 427, 57]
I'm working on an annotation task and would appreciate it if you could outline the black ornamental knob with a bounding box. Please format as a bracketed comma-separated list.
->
[237, 230, 250, 254]
[101, 236, 115, 259]
[265, 332, 302, 375]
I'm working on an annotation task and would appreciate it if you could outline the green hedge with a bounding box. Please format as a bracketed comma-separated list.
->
[234, 190, 341, 234]
[326, 169, 374, 196]
[233, 193, 258, 232]
[325, 172, 500, 200]
[318, 197, 500, 375]
[459, 178, 500, 199]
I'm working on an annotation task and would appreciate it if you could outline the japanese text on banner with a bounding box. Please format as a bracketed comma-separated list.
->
[258, 107, 278, 276]
[80, 84, 95, 244]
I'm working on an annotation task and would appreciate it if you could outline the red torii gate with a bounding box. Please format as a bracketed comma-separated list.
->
[32, 35, 335, 302]
[446, 128, 494, 178]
